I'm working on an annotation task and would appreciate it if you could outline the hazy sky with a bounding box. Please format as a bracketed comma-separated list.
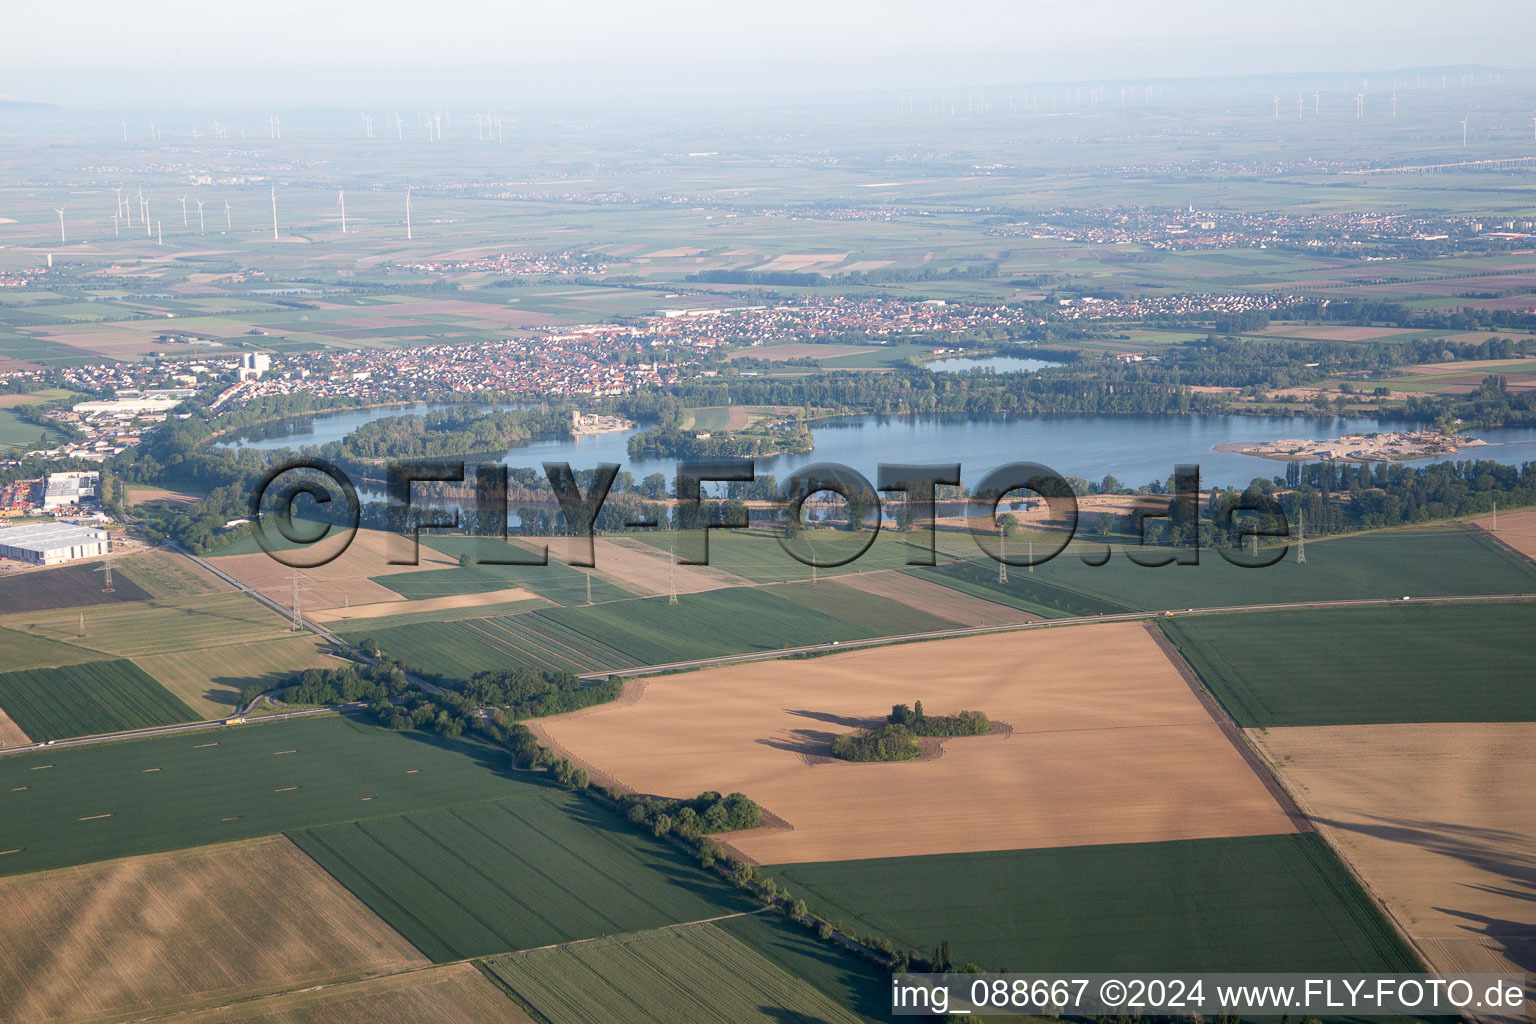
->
[3, 0, 1529, 106]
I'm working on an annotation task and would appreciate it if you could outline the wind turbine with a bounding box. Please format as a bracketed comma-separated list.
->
[405, 186, 412, 240]
[1273, 95, 1279, 119]
[179, 195, 189, 227]
[54, 207, 66, 243]
[1461, 116, 1469, 147]
[1355, 92, 1364, 118]
[224, 199, 231, 231]
[1297, 94, 1304, 119]
[120, 119, 127, 142]
[270, 185, 279, 240]
[112, 210, 119, 238]
[111, 185, 125, 220]
[338, 189, 346, 234]
[195, 198, 205, 234]
[1314, 89, 1319, 114]
[142, 196, 151, 237]
[1391, 92, 1398, 119]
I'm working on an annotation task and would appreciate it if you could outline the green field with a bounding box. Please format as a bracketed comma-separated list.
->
[0, 626, 112, 672]
[774, 834, 1421, 973]
[348, 582, 953, 677]
[480, 921, 867, 1024]
[1161, 602, 1536, 727]
[290, 792, 753, 961]
[0, 408, 67, 453]
[716, 912, 893, 1023]
[2, 593, 294, 658]
[913, 526, 1536, 616]
[0, 715, 526, 877]
[379, 537, 633, 605]
[0, 659, 197, 742]
[630, 527, 938, 585]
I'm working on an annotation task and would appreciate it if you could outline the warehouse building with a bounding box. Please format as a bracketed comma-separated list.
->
[0, 522, 110, 566]
[42, 470, 99, 510]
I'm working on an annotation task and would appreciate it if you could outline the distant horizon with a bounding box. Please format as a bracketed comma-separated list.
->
[3, 62, 1533, 113]
[4, 0, 1533, 107]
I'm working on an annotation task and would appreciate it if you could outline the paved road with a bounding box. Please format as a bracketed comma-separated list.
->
[3, 587, 1531, 759]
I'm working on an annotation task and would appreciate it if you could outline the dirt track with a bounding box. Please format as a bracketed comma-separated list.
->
[535, 622, 1298, 864]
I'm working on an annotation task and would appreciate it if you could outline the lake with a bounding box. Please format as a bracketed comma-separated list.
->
[926, 355, 1066, 374]
[217, 405, 1536, 490]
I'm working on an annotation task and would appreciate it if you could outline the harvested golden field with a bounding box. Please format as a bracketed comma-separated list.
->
[155, 964, 531, 1024]
[209, 528, 459, 612]
[0, 705, 29, 746]
[828, 571, 1038, 627]
[585, 537, 750, 597]
[0, 836, 429, 1024]
[534, 622, 1296, 864]
[1251, 723, 1536, 1011]
[308, 587, 539, 623]
[1471, 506, 1536, 564]
[134, 635, 353, 717]
[116, 548, 232, 599]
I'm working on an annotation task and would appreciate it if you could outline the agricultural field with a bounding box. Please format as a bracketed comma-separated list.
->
[134, 633, 353, 718]
[0, 625, 113, 672]
[628, 526, 942, 585]
[585, 536, 751, 598]
[827, 571, 1039, 628]
[1472, 505, 1536, 564]
[715, 912, 894, 1023]
[0, 559, 151, 613]
[0, 658, 197, 741]
[912, 525, 1536, 616]
[351, 581, 957, 677]
[1251, 723, 1536, 1012]
[289, 790, 754, 961]
[0, 705, 29, 746]
[114, 547, 232, 598]
[2, 592, 297, 659]
[533, 623, 1296, 864]
[1161, 602, 1536, 727]
[481, 921, 866, 1024]
[208, 527, 463, 612]
[379, 538, 635, 605]
[0, 715, 525, 877]
[775, 834, 1421, 973]
[0, 836, 429, 1024]
[154, 965, 532, 1024]
[0, 407, 66, 454]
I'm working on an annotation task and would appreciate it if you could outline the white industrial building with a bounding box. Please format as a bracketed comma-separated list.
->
[0, 522, 110, 566]
[239, 353, 272, 380]
[42, 470, 99, 510]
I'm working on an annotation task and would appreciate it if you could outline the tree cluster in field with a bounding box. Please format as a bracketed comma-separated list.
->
[831, 702, 990, 762]
[361, 661, 621, 739]
[268, 662, 414, 707]
[620, 790, 762, 838]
